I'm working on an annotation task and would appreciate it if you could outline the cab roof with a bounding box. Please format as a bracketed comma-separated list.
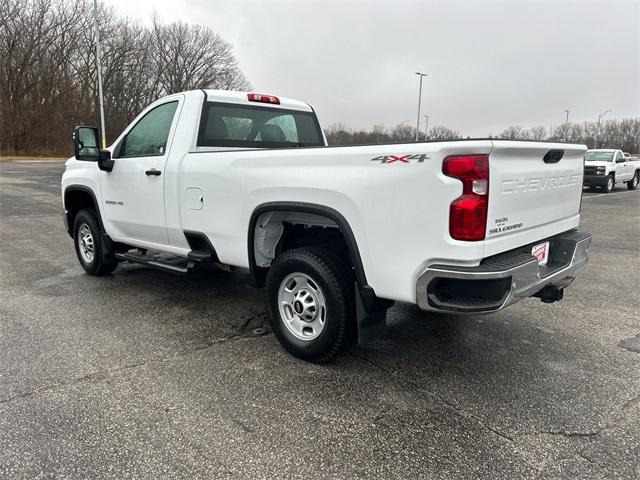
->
[199, 89, 313, 112]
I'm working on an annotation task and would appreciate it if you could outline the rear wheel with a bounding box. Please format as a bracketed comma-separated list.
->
[604, 175, 615, 193]
[73, 210, 117, 276]
[627, 171, 639, 190]
[266, 247, 355, 362]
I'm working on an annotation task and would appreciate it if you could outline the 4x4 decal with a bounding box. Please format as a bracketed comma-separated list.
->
[371, 154, 429, 164]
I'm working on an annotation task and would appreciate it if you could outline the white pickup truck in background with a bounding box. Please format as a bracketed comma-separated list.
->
[62, 90, 592, 362]
[583, 149, 640, 192]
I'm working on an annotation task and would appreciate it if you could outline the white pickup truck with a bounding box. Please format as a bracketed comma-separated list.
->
[62, 90, 592, 362]
[583, 149, 640, 192]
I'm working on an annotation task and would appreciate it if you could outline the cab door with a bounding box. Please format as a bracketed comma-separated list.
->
[101, 98, 182, 245]
[615, 151, 631, 181]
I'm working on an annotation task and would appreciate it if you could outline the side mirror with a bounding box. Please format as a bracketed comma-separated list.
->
[98, 149, 114, 172]
[73, 126, 114, 172]
[73, 126, 100, 160]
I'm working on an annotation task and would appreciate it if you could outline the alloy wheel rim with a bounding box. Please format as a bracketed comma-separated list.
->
[78, 224, 95, 264]
[277, 272, 327, 341]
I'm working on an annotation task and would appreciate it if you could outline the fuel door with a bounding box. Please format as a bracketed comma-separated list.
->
[185, 187, 204, 210]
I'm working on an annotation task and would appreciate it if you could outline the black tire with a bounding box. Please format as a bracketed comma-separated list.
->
[604, 174, 615, 193]
[73, 209, 117, 276]
[266, 247, 355, 363]
[627, 171, 639, 190]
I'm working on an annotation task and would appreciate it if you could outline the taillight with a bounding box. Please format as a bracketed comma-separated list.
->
[247, 93, 280, 104]
[442, 154, 489, 241]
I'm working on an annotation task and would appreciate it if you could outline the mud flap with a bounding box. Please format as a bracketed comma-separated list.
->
[355, 283, 393, 343]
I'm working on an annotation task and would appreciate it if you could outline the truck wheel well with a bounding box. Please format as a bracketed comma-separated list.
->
[249, 205, 394, 342]
[64, 188, 99, 236]
[248, 203, 367, 289]
[252, 211, 351, 285]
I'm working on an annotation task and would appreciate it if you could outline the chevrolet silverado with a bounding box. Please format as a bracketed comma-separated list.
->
[62, 90, 592, 362]
[583, 149, 640, 192]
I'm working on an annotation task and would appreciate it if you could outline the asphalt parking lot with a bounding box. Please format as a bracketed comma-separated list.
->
[0, 161, 639, 479]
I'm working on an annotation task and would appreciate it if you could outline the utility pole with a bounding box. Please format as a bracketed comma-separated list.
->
[563, 110, 569, 142]
[424, 115, 429, 140]
[594, 109, 611, 149]
[415, 72, 427, 141]
[93, 0, 107, 149]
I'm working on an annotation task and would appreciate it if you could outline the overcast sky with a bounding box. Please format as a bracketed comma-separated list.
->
[106, 0, 639, 136]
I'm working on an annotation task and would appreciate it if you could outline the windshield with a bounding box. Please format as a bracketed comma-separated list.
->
[197, 102, 324, 148]
[585, 152, 614, 162]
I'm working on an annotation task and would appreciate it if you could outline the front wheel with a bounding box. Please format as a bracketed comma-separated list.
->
[73, 209, 117, 276]
[266, 247, 355, 363]
[627, 171, 639, 190]
[604, 175, 615, 193]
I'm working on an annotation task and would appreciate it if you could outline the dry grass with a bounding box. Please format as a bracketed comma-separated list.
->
[0, 155, 67, 162]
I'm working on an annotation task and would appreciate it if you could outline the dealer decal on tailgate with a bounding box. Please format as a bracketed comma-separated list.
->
[488, 216, 524, 235]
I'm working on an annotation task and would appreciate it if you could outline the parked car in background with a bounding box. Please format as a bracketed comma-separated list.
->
[583, 149, 640, 192]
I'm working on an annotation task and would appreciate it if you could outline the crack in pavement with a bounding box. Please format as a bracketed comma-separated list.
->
[622, 392, 640, 410]
[0, 313, 271, 406]
[518, 428, 603, 439]
[348, 351, 516, 443]
[348, 350, 636, 442]
[617, 334, 640, 354]
[347, 349, 637, 478]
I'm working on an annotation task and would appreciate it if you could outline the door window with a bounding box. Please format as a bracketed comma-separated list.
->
[118, 101, 179, 157]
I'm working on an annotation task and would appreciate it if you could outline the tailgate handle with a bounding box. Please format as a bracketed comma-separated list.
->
[543, 150, 564, 163]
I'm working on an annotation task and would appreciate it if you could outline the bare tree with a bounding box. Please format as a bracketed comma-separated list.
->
[391, 122, 415, 143]
[500, 125, 530, 140]
[0, 0, 249, 156]
[530, 126, 547, 140]
[428, 126, 461, 140]
[151, 16, 248, 93]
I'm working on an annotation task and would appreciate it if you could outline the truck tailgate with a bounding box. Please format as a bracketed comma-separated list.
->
[485, 141, 586, 252]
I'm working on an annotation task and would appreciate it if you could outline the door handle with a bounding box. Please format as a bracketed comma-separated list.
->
[145, 169, 161, 176]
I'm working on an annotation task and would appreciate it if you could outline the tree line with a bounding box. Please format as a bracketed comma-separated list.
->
[0, 0, 248, 156]
[1, 0, 637, 156]
[325, 119, 640, 153]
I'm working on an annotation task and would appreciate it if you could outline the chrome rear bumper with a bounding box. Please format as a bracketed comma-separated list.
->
[416, 230, 592, 313]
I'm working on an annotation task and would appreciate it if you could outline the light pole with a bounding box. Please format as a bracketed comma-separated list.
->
[415, 72, 427, 141]
[594, 109, 611, 149]
[93, 0, 106, 149]
[563, 110, 569, 142]
[424, 115, 429, 140]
